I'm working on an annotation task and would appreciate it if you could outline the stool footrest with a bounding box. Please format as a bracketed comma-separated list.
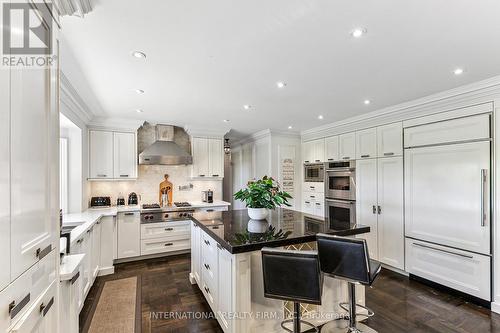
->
[281, 318, 319, 333]
[339, 302, 375, 319]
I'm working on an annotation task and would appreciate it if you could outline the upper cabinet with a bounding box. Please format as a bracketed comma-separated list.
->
[192, 137, 224, 178]
[377, 122, 403, 157]
[325, 136, 339, 162]
[339, 132, 356, 161]
[302, 139, 325, 163]
[89, 130, 137, 180]
[356, 128, 377, 159]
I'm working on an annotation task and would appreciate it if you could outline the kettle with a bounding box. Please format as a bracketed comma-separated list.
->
[128, 192, 138, 205]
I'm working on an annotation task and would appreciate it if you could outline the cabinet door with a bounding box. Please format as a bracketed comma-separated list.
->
[192, 137, 210, 177]
[356, 128, 377, 159]
[405, 141, 490, 255]
[92, 221, 102, 278]
[209, 138, 224, 177]
[356, 159, 378, 259]
[314, 201, 324, 218]
[312, 139, 325, 163]
[302, 141, 314, 164]
[303, 200, 314, 215]
[70, 240, 84, 310]
[339, 133, 356, 161]
[0, 41, 9, 290]
[117, 212, 140, 258]
[191, 223, 201, 284]
[217, 246, 232, 332]
[377, 122, 402, 157]
[99, 216, 116, 272]
[377, 157, 404, 269]
[325, 136, 339, 162]
[11, 39, 55, 280]
[89, 130, 113, 179]
[82, 230, 92, 296]
[113, 132, 136, 179]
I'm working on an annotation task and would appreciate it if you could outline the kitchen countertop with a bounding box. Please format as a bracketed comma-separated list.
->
[192, 208, 370, 254]
[61, 201, 231, 248]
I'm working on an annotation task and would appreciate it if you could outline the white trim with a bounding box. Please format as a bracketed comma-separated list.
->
[88, 116, 143, 132]
[381, 263, 409, 276]
[184, 125, 229, 138]
[301, 75, 500, 141]
[60, 71, 94, 125]
[232, 128, 301, 147]
[97, 266, 115, 277]
[492, 302, 500, 314]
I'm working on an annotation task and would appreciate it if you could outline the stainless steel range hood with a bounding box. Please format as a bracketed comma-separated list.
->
[139, 125, 192, 165]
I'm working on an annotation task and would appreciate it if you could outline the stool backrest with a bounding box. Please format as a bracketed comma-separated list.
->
[316, 234, 371, 285]
[261, 248, 323, 305]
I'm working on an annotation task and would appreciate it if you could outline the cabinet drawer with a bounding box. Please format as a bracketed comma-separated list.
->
[0, 250, 56, 332]
[197, 206, 229, 212]
[141, 221, 190, 240]
[303, 191, 324, 202]
[10, 281, 57, 333]
[404, 113, 490, 148]
[140, 237, 190, 256]
[201, 279, 217, 311]
[206, 224, 224, 239]
[303, 182, 324, 193]
[405, 238, 490, 300]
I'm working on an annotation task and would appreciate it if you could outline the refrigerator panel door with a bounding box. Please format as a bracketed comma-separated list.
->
[404, 141, 490, 255]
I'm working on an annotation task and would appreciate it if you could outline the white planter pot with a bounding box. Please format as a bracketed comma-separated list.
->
[247, 208, 268, 220]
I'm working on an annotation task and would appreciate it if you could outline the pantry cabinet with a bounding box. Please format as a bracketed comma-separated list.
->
[89, 130, 137, 180]
[356, 159, 379, 259]
[192, 137, 224, 178]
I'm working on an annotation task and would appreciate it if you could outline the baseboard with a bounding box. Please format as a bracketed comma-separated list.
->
[189, 272, 197, 285]
[491, 302, 500, 314]
[381, 263, 409, 276]
[114, 250, 190, 264]
[98, 266, 115, 276]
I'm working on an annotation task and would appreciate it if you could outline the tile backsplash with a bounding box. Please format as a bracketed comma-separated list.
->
[89, 165, 222, 206]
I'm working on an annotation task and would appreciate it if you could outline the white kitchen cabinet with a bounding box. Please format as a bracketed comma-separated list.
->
[355, 159, 378, 259]
[377, 122, 402, 157]
[377, 157, 404, 269]
[117, 212, 141, 259]
[82, 230, 92, 297]
[312, 139, 325, 163]
[99, 216, 116, 275]
[0, 44, 10, 290]
[113, 132, 137, 179]
[201, 232, 218, 311]
[339, 132, 356, 161]
[302, 141, 314, 164]
[405, 141, 490, 255]
[313, 201, 325, 217]
[302, 200, 314, 215]
[11, 38, 56, 280]
[405, 238, 490, 300]
[91, 221, 102, 279]
[325, 136, 339, 162]
[217, 244, 233, 333]
[60, 273, 80, 333]
[356, 128, 377, 159]
[70, 239, 85, 311]
[190, 222, 202, 284]
[89, 130, 114, 179]
[209, 138, 224, 177]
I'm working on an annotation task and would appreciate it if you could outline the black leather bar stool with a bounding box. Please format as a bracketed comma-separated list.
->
[261, 247, 323, 333]
[316, 234, 381, 333]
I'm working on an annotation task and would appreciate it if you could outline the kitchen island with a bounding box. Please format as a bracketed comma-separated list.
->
[190, 208, 370, 333]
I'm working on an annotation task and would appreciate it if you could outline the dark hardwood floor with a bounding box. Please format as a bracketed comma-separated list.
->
[80, 254, 500, 333]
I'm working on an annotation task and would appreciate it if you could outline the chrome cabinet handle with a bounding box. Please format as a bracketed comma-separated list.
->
[40, 297, 54, 317]
[413, 242, 473, 259]
[481, 169, 487, 227]
[204, 263, 210, 270]
[361, 154, 370, 158]
[199, 174, 205, 177]
[164, 228, 174, 231]
[120, 174, 129, 177]
[204, 240, 210, 245]
[164, 243, 173, 246]
[372, 205, 377, 214]
[36, 245, 52, 260]
[342, 156, 350, 160]
[315, 203, 321, 206]
[315, 160, 321, 162]
[328, 158, 334, 161]
[377, 205, 382, 215]
[304, 160, 310, 163]
[212, 174, 219, 177]
[9, 294, 30, 319]
[124, 212, 134, 216]
[383, 152, 394, 156]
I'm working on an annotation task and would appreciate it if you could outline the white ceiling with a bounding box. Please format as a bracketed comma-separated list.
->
[61, 0, 500, 138]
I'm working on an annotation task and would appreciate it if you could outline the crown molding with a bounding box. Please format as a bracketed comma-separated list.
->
[87, 116, 143, 132]
[60, 71, 94, 126]
[232, 128, 301, 147]
[301, 75, 500, 141]
[184, 126, 230, 138]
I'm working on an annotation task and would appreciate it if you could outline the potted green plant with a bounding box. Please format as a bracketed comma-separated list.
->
[234, 176, 293, 220]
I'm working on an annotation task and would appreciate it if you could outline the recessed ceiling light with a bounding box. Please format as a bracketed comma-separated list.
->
[136, 109, 143, 113]
[318, 115, 324, 120]
[223, 119, 230, 123]
[132, 51, 146, 59]
[288, 125, 293, 129]
[243, 104, 251, 110]
[351, 28, 367, 38]
[135, 89, 145, 94]
[453, 68, 464, 75]
[364, 99, 371, 105]
[276, 81, 286, 88]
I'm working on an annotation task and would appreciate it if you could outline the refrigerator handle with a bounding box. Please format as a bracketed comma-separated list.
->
[481, 169, 487, 227]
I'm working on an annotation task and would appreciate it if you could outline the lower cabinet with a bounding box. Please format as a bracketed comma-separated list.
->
[140, 220, 191, 256]
[117, 212, 140, 259]
[302, 192, 325, 217]
[59, 272, 80, 333]
[99, 216, 117, 274]
[91, 221, 102, 279]
[192, 226, 233, 333]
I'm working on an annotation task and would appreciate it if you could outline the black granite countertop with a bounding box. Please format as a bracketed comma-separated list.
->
[192, 208, 370, 254]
